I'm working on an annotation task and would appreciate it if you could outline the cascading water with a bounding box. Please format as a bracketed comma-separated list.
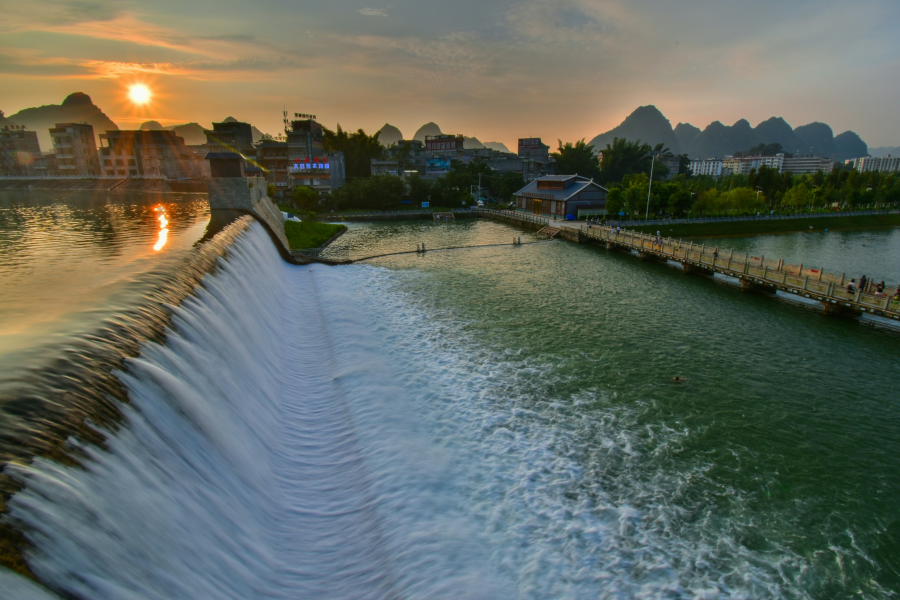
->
[4, 217, 900, 599]
[3, 223, 509, 599]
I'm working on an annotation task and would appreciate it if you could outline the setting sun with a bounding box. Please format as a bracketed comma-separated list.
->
[128, 83, 152, 105]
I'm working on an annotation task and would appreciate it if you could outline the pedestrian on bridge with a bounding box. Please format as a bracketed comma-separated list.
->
[860, 275, 868, 293]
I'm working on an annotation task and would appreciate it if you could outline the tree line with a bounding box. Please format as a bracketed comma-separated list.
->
[296, 123, 898, 216]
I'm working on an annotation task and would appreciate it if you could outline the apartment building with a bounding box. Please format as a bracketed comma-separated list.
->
[50, 123, 100, 177]
[781, 155, 833, 175]
[205, 121, 255, 155]
[851, 155, 900, 173]
[688, 158, 723, 177]
[0, 125, 42, 176]
[99, 130, 203, 179]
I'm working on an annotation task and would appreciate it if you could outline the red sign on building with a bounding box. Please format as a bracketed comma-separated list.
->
[518, 138, 542, 152]
[425, 135, 462, 153]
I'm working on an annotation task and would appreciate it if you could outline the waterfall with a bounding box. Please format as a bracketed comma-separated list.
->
[4, 223, 508, 599]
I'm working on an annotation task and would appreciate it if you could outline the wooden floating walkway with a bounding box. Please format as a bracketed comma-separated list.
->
[583, 227, 900, 319]
[471, 209, 899, 320]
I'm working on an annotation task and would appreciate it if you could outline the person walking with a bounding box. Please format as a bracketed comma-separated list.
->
[859, 275, 868, 293]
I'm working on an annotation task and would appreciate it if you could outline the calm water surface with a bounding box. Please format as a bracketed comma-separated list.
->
[1, 201, 899, 599]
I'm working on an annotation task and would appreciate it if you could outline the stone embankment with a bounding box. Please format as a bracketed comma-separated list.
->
[0, 178, 207, 193]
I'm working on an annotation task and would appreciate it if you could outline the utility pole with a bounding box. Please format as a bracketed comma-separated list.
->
[645, 154, 656, 220]
[478, 173, 483, 201]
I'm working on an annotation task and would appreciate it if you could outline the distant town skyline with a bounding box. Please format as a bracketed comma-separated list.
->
[1, 0, 898, 148]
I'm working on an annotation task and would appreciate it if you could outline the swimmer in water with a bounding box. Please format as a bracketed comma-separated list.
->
[672, 376, 685, 383]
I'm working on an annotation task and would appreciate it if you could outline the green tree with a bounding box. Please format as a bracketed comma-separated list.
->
[727, 187, 764, 213]
[292, 186, 319, 220]
[552, 139, 601, 180]
[488, 171, 526, 201]
[597, 137, 653, 185]
[406, 173, 432, 205]
[323, 124, 386, 179]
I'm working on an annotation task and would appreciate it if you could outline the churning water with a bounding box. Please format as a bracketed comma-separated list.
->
[2, 199, 900, 599]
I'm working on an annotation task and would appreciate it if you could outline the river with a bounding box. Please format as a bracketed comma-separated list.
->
[1, 190, 899, 599]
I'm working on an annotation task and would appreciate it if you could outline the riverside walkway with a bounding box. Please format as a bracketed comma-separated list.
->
[584, 226, 900, 319]
[472, 209, 900, 320]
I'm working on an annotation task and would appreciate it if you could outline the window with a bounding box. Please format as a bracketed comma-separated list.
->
[128, 159, 136, 167]
[129, 170, 138, 177]
[116, 159, 124, 166]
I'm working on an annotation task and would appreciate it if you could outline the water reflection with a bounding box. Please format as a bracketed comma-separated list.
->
[153, 205, 169, 251]
[0, 190, 210, 366]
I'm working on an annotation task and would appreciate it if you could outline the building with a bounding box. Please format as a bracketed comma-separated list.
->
[50, 123, 100, 177]
[722, 154, 785, 175]
[99, 130, 197, 179]
[425, 134, 464, 155]
[781, 155, 833, 175]
[285, 116, 343, 194]
[387, 140, 428, 175]
[688, 158, 723, 177]
[852, 155, 900, 173]
[659, 155, 682, 179]
[370, 160, 400, 176]
[0, 125, 42, 177]
[288, 151, 345, 195]
[33, 153, 59, 178]
[518, 138, 550, 161]
[514, 175, 608, 219]
[255, 140, 290, 188]
[204, 121, 255, 156]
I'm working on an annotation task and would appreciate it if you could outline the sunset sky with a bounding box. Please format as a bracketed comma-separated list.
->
[1, 0, 898, 148]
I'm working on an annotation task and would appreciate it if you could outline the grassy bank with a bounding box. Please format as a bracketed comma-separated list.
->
[284, 221, 347, 249]
[625, 214, 900, 238]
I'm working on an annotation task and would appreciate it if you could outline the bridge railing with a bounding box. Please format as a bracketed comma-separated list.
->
[604, 209, 899, 228]
[474, 208, 549, 227]
[335, 209, 434, 218]
[584, 226, 900, 314]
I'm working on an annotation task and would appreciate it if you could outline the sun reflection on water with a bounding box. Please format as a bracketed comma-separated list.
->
[153, 206, 169, 251]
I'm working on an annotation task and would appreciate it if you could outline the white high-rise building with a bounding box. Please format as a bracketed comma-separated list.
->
[853, 155, 900, 173]
[688, 158, 723, 177]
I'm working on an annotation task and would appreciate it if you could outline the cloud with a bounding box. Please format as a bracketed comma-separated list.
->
[358, 7, 388, 17]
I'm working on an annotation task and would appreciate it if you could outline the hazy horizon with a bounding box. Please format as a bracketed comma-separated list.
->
[1, 0, 898, 149]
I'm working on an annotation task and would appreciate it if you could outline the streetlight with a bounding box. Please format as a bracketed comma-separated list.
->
[645, 152, 658, 220]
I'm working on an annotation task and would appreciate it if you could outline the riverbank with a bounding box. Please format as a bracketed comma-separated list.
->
[0, 178, 207, 193]
[284, 221, 347, 250]
[625, 213, 900, 238]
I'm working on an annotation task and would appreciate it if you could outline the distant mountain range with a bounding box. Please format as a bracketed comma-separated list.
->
[140, 117, 267, 145]
[589, 105, 868, 162]
[3, 92, 118, 151]
[376, 122, 510, 153]
[869, 147, 900, 157]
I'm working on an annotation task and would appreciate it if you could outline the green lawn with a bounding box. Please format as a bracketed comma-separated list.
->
[283, 220, 347, 249]
[625, 214, 900, 239]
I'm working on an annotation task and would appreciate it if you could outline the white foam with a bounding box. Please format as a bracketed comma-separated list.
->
[4, 223, 510, 599]
[4, 221, 829, 599]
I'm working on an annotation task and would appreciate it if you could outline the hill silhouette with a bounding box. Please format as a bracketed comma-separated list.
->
[413, 122, 443, 142]
[169, 123, 208, 145]
[590, 105, 868, 162]
[483, 141, 512, 153]
[589, 106, 681, 154]
[376, 123, 403, 146]
[5, 92, 118, 151]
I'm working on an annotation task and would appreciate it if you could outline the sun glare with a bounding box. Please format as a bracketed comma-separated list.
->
[128, 83, 152, 105]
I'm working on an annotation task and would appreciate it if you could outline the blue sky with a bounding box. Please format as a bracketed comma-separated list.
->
[1, 0, 898, 148]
